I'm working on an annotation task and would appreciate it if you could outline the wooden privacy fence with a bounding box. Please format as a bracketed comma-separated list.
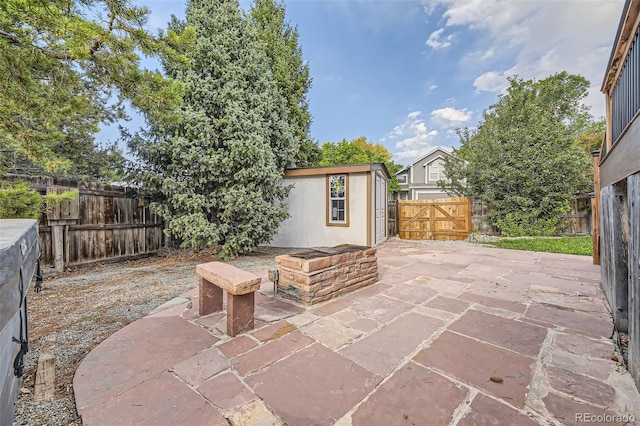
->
[4, 175, 166, 272]
[398, 197, 472, 240]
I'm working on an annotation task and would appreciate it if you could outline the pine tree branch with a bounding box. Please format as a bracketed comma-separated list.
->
[0, 29, 71, 60]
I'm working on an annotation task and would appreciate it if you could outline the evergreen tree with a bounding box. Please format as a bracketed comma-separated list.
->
[441, 72, 592, 236]
[0, 0, 188, 174]
[250, 0, 320, 166]
[131, 0, 296, 259]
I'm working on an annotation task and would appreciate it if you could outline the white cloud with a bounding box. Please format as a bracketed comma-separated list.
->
[431, 107, 473, 126]
[423, 0, 623, 118]
[429, 84, 438, 90]
[473, 71, 508, 93]
[481, 48, 495, 61]
[386, 111, 439, 160]
[426, 28, 455, 50]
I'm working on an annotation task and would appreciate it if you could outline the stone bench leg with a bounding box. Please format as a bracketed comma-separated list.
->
[227, 293, 255, 337]
[199, 277, 223, 316]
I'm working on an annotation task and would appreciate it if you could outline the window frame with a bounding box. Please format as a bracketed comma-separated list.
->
[326, 174, 349, 227]
[427, 158, 446, 182]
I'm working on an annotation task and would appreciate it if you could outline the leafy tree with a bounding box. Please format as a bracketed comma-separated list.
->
[130, 0, 296, 259]
[0, 0, 189, 174]
[576, 118, 605, 154]
[441, 72, 592, 236]
[250, 0, 320, 166]
[320, 136, 402, 192]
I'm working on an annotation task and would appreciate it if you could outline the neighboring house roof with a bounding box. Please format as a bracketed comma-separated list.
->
[396, 147, 453, 175]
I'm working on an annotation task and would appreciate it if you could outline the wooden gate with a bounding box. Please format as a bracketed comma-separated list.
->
[398, 197, 471, 240]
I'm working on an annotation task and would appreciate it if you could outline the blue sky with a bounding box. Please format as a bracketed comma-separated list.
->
[120, 0, 624, 166]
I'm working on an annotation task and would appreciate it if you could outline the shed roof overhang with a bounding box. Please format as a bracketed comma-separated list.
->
[284, 163, 391, 180]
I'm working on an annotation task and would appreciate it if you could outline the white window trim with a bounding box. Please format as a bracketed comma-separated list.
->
[327, 174, 349, 226]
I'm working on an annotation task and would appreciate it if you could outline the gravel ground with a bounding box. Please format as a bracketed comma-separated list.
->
[12, 246, 294, 426]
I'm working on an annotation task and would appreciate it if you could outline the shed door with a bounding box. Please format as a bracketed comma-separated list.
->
[375, 174, 387, 243]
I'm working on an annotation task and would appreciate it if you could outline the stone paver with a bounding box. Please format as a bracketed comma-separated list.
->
[247, 343, 380, 426]
[340, 312, 443, 375]
[383, 283, 437, 304]
[507, 272, 599, 296]
[542, 391, 620, 426]
[232, 330, 314, 376]
[301, 317, 361, 349]
[228, 400, 281, 426]
[171, 347, 229, 386]
[197, 372, 256, 411]
[352, 362, 467, 425]
[349, 293, 413, 322]
[525, 304, 613, 338]
[80, 372, 226, 426]
[549, 350, 615, 380]
[458, 292, 527, 313]
[414, 331, 535, 408]
[73, 316, 217, 416]
[423, 278, 469, 296]
[458, 393, 540, 426]
[425, 295, 470, 313]
[449, 309, 547, 357]
[73, 239, 640, 426]
[251, 319, 296, 342]
[527, 289, 609, 314]
[553, 333, 615, 358]
[217, 335, 258, 357]
[547, 366, 616, 406]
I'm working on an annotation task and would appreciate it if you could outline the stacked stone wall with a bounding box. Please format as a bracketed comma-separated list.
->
[275, 247, 378, 305]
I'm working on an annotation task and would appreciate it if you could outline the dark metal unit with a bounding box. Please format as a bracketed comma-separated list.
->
[0, 219, 39, 425]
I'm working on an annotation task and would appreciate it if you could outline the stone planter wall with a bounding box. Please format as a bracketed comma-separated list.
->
[275, 246, 378, 305]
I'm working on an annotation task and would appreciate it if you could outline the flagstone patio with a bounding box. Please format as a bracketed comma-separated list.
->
[73, 239, 640, 425]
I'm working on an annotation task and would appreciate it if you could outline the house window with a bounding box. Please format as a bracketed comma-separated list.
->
[428, 159, 446, 182]
[327, 174, 348, 226]
[397, 174, 407, 184]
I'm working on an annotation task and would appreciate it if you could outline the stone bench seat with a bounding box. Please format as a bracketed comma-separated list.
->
[196, 262, 261, 337]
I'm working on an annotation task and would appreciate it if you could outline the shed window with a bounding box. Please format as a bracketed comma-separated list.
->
[328, 174, 348, 225]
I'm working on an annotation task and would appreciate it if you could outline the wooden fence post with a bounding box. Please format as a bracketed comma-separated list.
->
[52, 225, 64, 272]
[592, 149, 601, 265]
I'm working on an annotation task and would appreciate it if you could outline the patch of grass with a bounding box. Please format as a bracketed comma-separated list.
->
[485, 236, 593, 256]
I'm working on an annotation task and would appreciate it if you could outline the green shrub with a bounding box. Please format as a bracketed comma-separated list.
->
[495, 212, 560, 237]
[485, 236, 592, 256]
[0, 180, 78, 219]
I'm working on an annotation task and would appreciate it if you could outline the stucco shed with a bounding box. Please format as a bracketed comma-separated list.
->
[269, 163, 390, 248]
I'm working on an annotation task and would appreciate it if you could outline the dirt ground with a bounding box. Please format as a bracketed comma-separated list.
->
[13, 247, 290, 425]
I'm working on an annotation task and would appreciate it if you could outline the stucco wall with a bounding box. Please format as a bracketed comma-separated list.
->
[269, 173, 369, 248]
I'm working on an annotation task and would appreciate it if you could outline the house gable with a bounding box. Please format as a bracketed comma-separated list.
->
[395, 147, 453, 201]
[401, 147, 452, 185]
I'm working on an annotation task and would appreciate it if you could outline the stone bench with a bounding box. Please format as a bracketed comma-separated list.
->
[196, 262, 261, 337]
